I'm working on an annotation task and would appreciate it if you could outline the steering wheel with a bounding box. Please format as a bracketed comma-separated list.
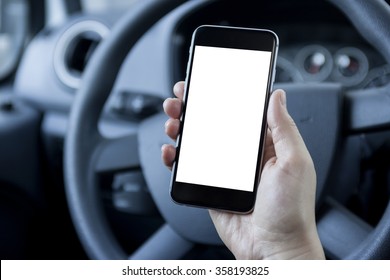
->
[64, 0, 390, 259]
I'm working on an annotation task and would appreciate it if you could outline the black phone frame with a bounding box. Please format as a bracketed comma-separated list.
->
[170, 25, 279, 213]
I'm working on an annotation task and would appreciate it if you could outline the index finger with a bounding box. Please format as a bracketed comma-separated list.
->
[173, 81, 185, 100]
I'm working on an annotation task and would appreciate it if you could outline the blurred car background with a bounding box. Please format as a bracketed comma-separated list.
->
[1, 0, 390, 259]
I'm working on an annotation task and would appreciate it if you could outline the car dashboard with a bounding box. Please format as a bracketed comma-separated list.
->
[172, 1, 389, 90]
[3, 0, 390, 259]
[14, 0, 390, 120]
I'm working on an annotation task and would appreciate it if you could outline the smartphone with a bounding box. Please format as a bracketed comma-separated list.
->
[170, 25, 279, 213]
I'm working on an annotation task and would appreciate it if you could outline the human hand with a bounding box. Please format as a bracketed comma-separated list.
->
[162, 81, 325, 260]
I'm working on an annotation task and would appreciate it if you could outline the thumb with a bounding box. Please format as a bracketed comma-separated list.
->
[267, 89, 309, 160]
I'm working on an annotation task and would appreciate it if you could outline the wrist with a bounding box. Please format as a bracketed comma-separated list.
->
[234, 228, 325, 260]
[257, 237, 325, 260]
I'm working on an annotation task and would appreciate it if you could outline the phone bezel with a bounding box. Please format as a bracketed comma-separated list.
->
[170, 25, 279, 213]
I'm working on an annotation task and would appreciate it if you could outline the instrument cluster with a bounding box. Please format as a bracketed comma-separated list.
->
[276, 44, 390, 89]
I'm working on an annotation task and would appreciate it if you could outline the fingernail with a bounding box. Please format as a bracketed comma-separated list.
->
[163, 98, 174, 111]
[280, 90, 286, 107]
[162, 98, 168, 110]
[164, 119, 170, 129]
[161, 144, 167, 152]
[173, 82, 181, 94]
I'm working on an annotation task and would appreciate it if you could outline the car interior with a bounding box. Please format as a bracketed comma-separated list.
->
[1, 0, 390, 260]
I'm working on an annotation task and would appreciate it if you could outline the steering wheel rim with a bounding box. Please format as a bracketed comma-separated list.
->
[64, 0, 390, 259]
[64, 0, 187, 260]
[325, 0, 390, 259]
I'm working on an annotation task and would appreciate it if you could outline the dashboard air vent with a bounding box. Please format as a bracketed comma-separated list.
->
[54, 20, 109, 89]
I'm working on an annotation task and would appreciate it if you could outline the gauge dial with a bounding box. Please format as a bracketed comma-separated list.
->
[332, 47, 369, 87]
[295, 45, 333, 82]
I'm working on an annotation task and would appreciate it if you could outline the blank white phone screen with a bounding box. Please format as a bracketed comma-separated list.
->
[176, 45, 272, 192]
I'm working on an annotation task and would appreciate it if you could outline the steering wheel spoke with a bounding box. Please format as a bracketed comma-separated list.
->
[344, 85, 390, 134]
[277, 83, 342, 200]
[129, 224, 194, 260]
[95, 133, 140, 173]
[317, 197, 373, 259]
